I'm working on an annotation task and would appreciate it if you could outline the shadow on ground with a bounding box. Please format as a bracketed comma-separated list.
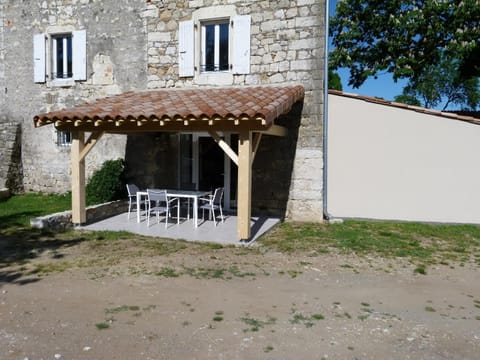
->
[0, 226, 87, 286]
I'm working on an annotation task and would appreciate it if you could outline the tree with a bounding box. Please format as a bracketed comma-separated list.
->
[329, 0, 480, 89]
[399, 55, 480, 110]
[328, 69, 343, 91]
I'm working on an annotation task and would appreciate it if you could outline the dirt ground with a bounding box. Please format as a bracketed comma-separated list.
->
[1, 239, 480, 360]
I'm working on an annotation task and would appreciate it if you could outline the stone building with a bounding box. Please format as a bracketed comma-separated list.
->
[1, 0, 326, 223]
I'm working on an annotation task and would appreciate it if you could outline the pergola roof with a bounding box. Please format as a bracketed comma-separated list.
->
[34, 85, 304, 133]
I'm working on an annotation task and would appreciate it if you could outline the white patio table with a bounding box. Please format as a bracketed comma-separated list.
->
[137, 189, 210, 227]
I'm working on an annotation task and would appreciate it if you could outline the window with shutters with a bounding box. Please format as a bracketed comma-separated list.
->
[178, 7, 250, 84]
[33, 30, 87, 86]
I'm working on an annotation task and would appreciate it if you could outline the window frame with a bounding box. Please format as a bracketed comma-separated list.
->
[51, 33, 73, 81]
[200, 19, 230, 73]
[56, 130, 73, 147]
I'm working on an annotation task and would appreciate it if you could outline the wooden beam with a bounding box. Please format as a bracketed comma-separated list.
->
[237, 130, 252, 241]
[71, 131, 86, 224]
[208, 130, 239, 166]
[54, 119, 269, 133]
[261, 124, 287, 137]
[79, 131, 104, 161]
[251, 132, 262, 166]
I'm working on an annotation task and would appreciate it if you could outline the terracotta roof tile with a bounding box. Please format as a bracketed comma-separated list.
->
[34, 85, 304, 131]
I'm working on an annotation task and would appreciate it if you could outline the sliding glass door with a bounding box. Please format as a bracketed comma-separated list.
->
[178, 133, 236, 210]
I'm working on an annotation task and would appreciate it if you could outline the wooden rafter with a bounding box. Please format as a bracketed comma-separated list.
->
[208, 130, 239, 166]
[79, 131, 104, 161]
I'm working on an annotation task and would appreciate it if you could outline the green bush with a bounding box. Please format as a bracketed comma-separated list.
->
[86, 159, 126, 205]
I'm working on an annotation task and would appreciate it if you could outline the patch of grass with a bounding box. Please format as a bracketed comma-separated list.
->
[182, 266, 256, 280]
[213, 310, 224, 322]
[105, 305, 140, 314]
[335, 312, 352, 319]
[240, 314, 276, 332]
[32, 261, 73, 274]
[311, 313, 325, 320]
[95, 322, 110, 330]
[414, 265, 427, 275]
[425, 306, 436, 312]
[259, 220, 480, 268]
[156, 267, 180, 277]
[290, 310, 324, 327]
[0, 193, 71, 229]
[286, 269, 302, 278]
[264, 345, 274, 353]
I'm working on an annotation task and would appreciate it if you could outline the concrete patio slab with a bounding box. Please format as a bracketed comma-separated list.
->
[80, 212, 281, 246]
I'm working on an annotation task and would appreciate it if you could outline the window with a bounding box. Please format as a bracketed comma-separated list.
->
[56, 131, 72, 146]
[178, 15, 250, 78]
[201, 20, 229, 72]
[33, 30, 87, 84]
[51, 34, 73, 79]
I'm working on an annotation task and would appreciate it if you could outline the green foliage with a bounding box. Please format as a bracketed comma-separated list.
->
[394, 94, 421, 107]
[330, 0, 480, 91]
[328, 69, 343, 91]
[86, 159, 125, 205]
[400, 54, 480, 110]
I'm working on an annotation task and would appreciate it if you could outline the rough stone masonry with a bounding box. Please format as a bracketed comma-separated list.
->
[0, 0, 326, 222]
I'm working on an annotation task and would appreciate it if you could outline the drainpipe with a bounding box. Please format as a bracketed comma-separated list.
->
[322, 0, 332, 221]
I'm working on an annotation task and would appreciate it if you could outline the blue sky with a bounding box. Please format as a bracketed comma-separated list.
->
[328, 0, 407, 102]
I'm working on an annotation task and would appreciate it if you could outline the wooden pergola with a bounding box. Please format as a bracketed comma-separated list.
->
[34, 85, 304, 241]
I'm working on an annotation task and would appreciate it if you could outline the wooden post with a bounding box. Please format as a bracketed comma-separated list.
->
[71, 131, 86, 224]
[237, 130, 252, 240]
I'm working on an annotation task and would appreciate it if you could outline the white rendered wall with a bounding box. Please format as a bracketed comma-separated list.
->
[327, 94, 480, 224]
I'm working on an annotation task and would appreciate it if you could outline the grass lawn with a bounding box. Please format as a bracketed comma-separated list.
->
[1, 193, 480, 274]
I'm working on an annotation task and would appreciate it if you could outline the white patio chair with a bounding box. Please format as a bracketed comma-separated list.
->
[199, 187, 224, 226]
[146, 189, 179, 228]
[126, 183, 142, 220]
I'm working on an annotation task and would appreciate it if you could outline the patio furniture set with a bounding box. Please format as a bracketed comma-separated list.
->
[126, 184, 224, 228]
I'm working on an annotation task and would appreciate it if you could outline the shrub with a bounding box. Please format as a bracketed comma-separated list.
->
[86, 159, 125, 205]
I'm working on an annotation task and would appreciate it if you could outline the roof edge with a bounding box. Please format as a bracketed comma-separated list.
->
[328, 89, 480, 125]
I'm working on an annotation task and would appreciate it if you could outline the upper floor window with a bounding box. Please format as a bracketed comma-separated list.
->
[33, 30, 87, 85]
[179, 14, 250, 79]
[201, 20, 229, 72]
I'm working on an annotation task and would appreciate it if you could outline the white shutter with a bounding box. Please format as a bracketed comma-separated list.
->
[232, 15, 251, 74]
[179, 20, 194, 77]
[72, 30, 87, 81]
[33, 34, 46, 83]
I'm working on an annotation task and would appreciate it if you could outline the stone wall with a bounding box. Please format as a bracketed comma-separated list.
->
[1, 0, 147, 193]
[0, 1, 5, 111]
[144, 0, 325, 221]
[2, 0, 326, 222]
[0, 120, 23, 192]
[30, 200, 126, 230]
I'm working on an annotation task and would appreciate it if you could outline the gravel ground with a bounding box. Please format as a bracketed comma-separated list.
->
[1, 244, 480, 359]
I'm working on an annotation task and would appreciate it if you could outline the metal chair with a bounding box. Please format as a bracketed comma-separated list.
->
[126, 184, 141, 220]
[146, 189, 179, 228]
[199, 187, 224, 226]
